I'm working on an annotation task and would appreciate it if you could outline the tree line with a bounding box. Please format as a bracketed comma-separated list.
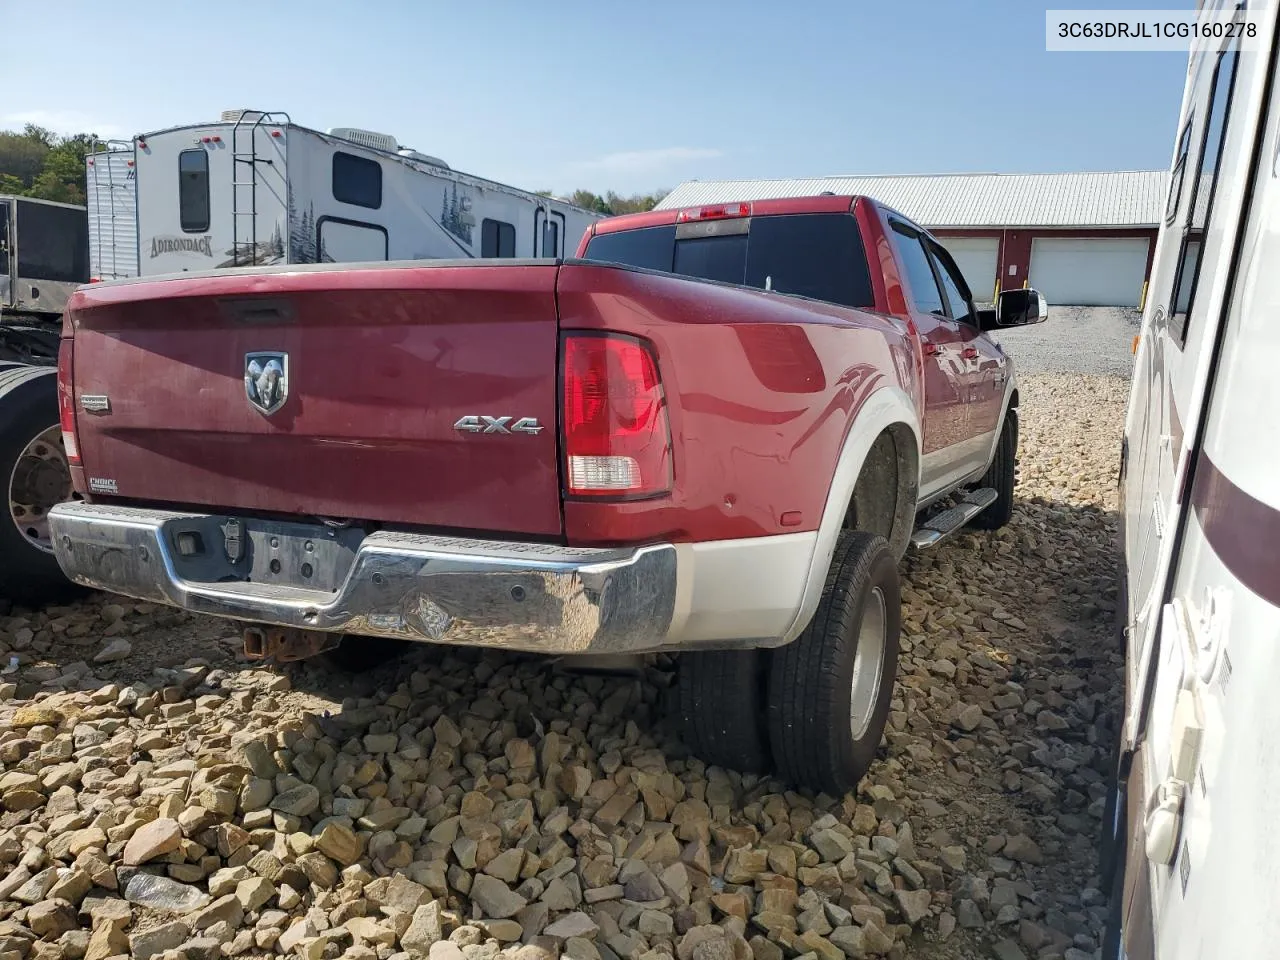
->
[538, 189, 668, 215]
[0, 125, 107, 206]
[0, 124, 668, 214]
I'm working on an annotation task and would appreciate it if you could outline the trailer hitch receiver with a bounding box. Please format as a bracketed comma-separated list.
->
[242, 625, 339, 662]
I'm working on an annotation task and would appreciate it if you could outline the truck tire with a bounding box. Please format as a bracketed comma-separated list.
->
[969, 408, 1018, 530]
[677, 650, 771, 774]
[767, 531, 900, 794]
[0, 369, 79, 607]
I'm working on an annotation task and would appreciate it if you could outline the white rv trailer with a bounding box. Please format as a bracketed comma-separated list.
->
[99, 110, 599, 277]
[1107, 3, 1280, 959]
[85, 141, 139, 281]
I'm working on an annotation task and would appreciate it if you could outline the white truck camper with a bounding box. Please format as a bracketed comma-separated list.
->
[86, 109, 599, 279]
[1106, 2, 1280, 958]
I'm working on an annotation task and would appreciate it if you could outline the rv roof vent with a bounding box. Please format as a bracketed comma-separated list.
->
[221, 109, 264, 123]
[397, 148, 450, 170]
[328, 127, 399, 153]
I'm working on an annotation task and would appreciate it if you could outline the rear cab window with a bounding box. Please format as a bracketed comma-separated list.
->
[583, 212, 875, 309]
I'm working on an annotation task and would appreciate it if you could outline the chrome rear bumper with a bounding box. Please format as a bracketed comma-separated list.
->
[47, 501, 678, 654]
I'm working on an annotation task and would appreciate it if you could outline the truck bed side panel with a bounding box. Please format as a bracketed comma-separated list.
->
[555, 263, 918, 545]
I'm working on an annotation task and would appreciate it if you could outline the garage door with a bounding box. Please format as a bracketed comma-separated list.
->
[1028, 237, 1150, 307]
[940, 237, 999, 302]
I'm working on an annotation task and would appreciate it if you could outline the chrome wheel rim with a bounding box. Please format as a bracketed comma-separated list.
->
[850, 586, 887, 740]
[8, 425, 70, 554]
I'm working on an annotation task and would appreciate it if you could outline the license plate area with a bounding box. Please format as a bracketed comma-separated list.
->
[162, 516, 366, 591]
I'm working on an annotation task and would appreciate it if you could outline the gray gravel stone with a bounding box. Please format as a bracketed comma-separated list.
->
[130, 921, 192, 960]
[0, 372, 1128, 960]
[991, 940, 1028, 960]
[995, 306, 1139, 375]
[470, 875, 527, 919]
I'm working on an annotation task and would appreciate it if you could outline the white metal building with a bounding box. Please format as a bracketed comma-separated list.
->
[657, 171, 1167, 307]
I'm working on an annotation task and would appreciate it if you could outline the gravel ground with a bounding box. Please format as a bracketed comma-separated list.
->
[993, 307, 1141, 377]
[0, 373, 1128, 960]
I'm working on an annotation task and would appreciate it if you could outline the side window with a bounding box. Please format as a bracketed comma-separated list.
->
[15, 200, 89, 283]
[178, 149, 210, 233]
[317, 217, 388, 263]
[889, 222, 945, 316]
[543, 220, 559, 257]
[1165, 119, 1194, 224]
[0, 204, 9, 275]
[1170, 43, 1239, 346]
[332, 152, 382, 210]
[481, 218, 516, 257]
[927, 241, 975, 325]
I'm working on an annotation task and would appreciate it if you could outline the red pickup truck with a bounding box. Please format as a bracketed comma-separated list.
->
[49, 195, 1046, 792]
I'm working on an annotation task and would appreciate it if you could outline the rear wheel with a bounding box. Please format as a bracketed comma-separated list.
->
[677, 650, 771, 774]
[766, 531, 900, 794]
[969, 408, 1018, 530]
[0, 374, 79, 607]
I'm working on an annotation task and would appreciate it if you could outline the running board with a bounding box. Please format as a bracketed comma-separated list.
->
[910, 488, 999, 549]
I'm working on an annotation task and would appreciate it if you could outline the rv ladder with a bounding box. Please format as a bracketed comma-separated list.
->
[230, 110, 290, 267]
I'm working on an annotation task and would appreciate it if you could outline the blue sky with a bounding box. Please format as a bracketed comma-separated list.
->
[3, 0, 1190, 195]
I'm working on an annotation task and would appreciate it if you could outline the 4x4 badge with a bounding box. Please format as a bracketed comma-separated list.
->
[245, 352, 288, 415]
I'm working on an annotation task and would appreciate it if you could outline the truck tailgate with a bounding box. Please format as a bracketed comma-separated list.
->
[66, 263, 563, 537]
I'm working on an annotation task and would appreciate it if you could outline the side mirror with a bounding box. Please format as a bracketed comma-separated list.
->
[994, 288, 1048, 328]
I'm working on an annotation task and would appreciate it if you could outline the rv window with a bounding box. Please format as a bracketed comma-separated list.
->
[1171, 44, 1239, 346]
[0, 204, 9, 278]
[481, 219, 516, 257]
[317, 217, 388, 263]
[14, 200, 89, 284]
[332, 152, 383, 210]
[178, 149, 210, 233]
[1165, 119, 1194, 225]
[543, 220, 559, 257]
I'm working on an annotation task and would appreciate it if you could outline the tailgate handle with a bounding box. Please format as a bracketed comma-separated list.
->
[219, 298, 295, 325]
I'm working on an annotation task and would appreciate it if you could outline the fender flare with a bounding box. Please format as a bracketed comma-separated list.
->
[780, 384, 920, 644]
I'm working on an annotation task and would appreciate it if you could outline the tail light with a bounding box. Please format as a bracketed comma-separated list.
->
[561, 334, 672, 498]
[57, 341, 81, 466]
